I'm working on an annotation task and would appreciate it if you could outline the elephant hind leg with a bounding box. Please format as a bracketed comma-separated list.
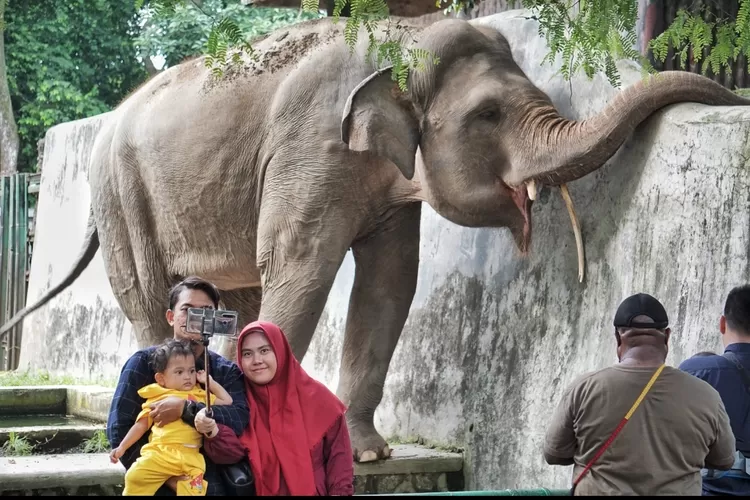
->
[212, 286, 263, 361]
[96, 167, 173, 349]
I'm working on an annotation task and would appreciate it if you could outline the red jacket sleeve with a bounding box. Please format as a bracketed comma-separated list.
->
[203, 423, 248, 465]
[324, 415, 355, 496]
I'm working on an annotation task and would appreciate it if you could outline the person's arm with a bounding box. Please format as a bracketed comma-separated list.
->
[110, 416, 152, 463]
[197, 370, 233, 406]
[323, 415, 355, 496]
[705, 397, 737, 470]
[202, 423, 249, 464]
[543, 385, 577, 466]
[183, 354, 249, 436]
[106, 350, 154, 469]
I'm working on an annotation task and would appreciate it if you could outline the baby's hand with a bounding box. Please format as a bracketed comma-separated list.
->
[196, 370, 206, 384]
[109, 447, 124, 464]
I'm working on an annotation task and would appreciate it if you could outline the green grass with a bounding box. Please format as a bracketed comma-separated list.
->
[0, 431, 35, 456]
[82, 429, 111, 453]
[0, 369, 117, 388]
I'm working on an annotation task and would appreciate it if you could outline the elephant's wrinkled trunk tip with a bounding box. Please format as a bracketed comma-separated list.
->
[560, 184, 585, 283]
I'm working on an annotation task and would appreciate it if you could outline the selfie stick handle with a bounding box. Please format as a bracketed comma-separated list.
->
[202, 316, 213, 419]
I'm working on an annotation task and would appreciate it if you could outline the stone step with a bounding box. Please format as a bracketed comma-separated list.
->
[0, 453, 123, 492]
[0, 386, 67, 416]
[0, 422, 105, 454]
[0, 444, 464, 495]
[0, 385, 113, 422]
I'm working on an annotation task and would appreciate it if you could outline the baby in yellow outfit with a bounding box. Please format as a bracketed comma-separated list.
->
[109, 339, 233, 496]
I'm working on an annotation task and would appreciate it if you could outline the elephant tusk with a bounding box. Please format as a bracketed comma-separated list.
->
[526, 180, 537, 201]
[560, 184, 585, 283]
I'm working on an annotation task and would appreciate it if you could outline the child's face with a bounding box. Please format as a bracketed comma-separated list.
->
[156, 354, 197, 391]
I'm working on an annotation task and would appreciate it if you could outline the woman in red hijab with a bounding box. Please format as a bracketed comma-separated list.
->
[196, 321, 354, 496]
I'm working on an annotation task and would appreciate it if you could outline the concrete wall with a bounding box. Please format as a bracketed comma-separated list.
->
[16, 9, 750, 490]
[307, 10, 750, 490]
[18, 112, 137, 383]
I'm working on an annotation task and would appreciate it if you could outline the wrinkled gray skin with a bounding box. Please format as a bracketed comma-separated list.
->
[3, 17, 750, 462]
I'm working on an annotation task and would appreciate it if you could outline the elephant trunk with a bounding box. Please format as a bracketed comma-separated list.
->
[518, 71, 750, 187]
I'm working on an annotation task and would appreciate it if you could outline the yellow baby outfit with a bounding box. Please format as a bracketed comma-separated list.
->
[122, 383, 216, 496]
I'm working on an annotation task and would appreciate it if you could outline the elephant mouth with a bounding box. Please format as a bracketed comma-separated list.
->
[508, 183, 533, 255]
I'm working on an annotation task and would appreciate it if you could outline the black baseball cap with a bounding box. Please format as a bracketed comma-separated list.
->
[613, 293, 669, 329]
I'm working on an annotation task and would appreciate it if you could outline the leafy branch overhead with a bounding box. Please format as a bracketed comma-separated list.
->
[140, 0, 750, 90]
[650, 1, 750, 78]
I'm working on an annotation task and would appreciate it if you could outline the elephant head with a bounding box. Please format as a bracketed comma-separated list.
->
[341, 19, 750, 280]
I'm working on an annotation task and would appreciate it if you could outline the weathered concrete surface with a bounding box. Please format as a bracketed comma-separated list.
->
[0, 453, 124, 491]
[0, 445, 461, 495]
[16, 8, 750, 492]
[17, 112, 137, 380]
[0, 386, 66, 416]
[66, 386, 113, 423]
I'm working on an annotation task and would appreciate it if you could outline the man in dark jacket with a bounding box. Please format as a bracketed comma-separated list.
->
[106, 276, 249, 496]
[680, 284, 750, 496]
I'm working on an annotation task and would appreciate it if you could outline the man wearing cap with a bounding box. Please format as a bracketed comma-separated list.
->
[543, 293, 736, 495]
[679, 284, 750, 496]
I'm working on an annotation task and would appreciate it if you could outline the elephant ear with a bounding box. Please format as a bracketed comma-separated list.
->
[341, 66, 420, 180]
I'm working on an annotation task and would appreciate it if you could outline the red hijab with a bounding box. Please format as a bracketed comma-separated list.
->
[236, 321, 347, 496]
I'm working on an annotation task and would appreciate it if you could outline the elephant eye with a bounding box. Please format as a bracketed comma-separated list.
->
[477, 108, 500, 121]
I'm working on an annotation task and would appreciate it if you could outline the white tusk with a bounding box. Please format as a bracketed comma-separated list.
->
[526, 180, 537, 201]
[560, 184, 585, 283]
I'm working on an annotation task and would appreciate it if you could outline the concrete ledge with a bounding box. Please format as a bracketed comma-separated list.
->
[0, 386, 67, 416]
[66, 386, 113, 422]
[355, 445, 463, 476]
[0, 453, 123, 490]
[0, 445, 463, 495]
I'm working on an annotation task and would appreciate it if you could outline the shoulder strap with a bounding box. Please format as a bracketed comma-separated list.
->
[723, 351, 750, 394]
[572, 364, 665, 489]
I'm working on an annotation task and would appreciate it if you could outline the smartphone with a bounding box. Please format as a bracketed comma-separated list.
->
[186, 308, 239, 337]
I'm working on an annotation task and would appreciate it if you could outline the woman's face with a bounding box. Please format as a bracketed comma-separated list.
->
[241, 330, 278, 386]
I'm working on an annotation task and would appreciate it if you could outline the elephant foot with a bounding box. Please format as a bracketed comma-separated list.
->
[348, 418, 392, 463]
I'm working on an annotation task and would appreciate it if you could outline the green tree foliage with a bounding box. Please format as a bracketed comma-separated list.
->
[143, 0, 750, 92]
[5, 0, 148, 172]
[650, 1, 750, 78]
[134, 0, 321, 71]
[518, 0, 647, 87]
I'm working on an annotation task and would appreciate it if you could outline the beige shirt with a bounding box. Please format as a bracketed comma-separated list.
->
[544, 365, 736, 496]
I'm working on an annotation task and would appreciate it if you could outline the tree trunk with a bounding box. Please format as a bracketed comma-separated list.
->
[0, 2, 19, 176]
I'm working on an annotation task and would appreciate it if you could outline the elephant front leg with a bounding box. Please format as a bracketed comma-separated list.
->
[337, 204, 421, 462]
[256, 219, 352, 362]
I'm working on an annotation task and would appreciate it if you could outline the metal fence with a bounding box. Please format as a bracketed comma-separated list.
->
[0, 172, 39, 371]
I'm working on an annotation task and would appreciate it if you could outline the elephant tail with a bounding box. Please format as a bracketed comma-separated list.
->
[0, 207, 100, 338]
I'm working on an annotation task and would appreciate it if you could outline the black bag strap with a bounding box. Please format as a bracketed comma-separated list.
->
[723, 351, 750, 394]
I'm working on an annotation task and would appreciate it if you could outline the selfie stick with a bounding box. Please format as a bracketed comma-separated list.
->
[200, 316, 214, 418]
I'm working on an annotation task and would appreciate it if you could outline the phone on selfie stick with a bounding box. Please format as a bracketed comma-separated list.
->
[186, 308, 239, 417]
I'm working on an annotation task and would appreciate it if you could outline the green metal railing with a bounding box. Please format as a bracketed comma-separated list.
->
[383, 489, 570, 496]
[0, 172, 39, 371]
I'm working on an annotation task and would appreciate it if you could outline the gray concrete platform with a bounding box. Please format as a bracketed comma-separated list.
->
[0, 453, 124, 490]
[355, 444, 464, 476]
[0, 444, 464, 495]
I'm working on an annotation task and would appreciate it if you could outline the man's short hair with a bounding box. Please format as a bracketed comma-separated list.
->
[167, 276, 220, 310]
[149, 339, 195, 373]
[724, 284, 750, 336]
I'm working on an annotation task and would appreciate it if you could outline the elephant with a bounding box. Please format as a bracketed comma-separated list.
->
[2, 16, 750, 463]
